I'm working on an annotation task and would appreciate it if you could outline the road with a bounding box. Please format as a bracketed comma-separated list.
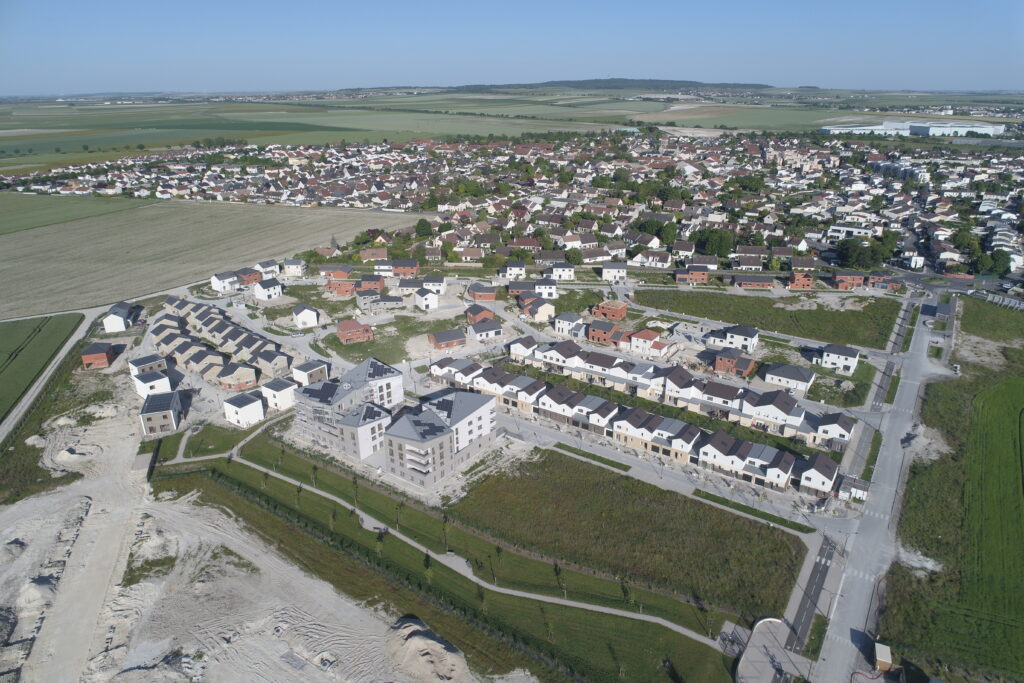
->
[785, 537, 837, 651]
[814, 289, 943, 680]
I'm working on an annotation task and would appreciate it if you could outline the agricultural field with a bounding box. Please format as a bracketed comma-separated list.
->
[960, 296, 1024, 342]
[0, 314, 83, 423]
[452, 449, 805, 617]
[635, 290, 901, 349]
[0, 195, 427, 319]
[0, 193, 155, 236]
[881, 346, 1024, 678]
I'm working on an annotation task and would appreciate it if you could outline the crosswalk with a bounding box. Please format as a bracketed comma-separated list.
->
[845, 568, 876, 582]
[814, 555, 834, 567]
[862, 509, 889, 520]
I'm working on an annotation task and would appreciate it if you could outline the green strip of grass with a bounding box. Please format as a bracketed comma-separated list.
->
[901, 305, 920, 352]
[690, 490, 815, 534]
[803, 614, 829, 660]
[554, 442, 631, 471]
[861, 430, 883, 481]
[885, 371, 901, 404]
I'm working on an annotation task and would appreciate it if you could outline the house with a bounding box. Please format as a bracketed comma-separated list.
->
[292, 304, 320, 329]
[261, 377, 297, 411]
[282, 259, 306, 278]
[422, 276, 447, 294]
[761, 363, 816, 392]
[816, 344, 859, 375]
[467, 282, 496, 301]
[81, 342, 115, 369]
[799, 452, 839, 495]
[535, 278, 559, 299]
[465, 304, 494, 325]
[733, 255, 764, 271]
[675, 266, 710, 285]
[832, 271, 864, 291]
[325, 279, 356, 297]
[553, 312, 583, 337]
[216, 363, 258, 390]
[545, 263, 575, 281]
[500, 261, 527, 280]
[224, 392, 265, 428]
[320, 264, 353, 280]
[255, 260, 281, 277]
[588, 320, 620, 345]
[602, 262, 627, 283]
[629, 250, 672, 269]
[253, 278, 283, 301]
[234, 268, 262, 286]
[336, 319, 374, 344]
[591, 299, 628, 321]
[128, 354, 167, 376]
[102, 302, 135, 333]
[293, 359, 329, 386]
[429, 328, 467, 350]
[391, 259, 420, 278]
[139, 391, 183, 435]
[132, 371, 172, 398]
[469, 319, 502, 341]
[714, 348, 756, 377]
[788, 272, 815, 290]
[706, 325, 760, 352]
[520, 297, 555, 322]
[415, 288, 439, 311]
[731, 275, 775, 290]
[210, 271, 240, 293]
[359, 247, 389, 262]
[689, 255, 719, 270]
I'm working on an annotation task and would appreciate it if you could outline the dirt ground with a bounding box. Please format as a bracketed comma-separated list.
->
[955, 332, 1010, 369]
[772, 296, 871, 312]
[0, 200, 429, 319]
[0, 345, 518, 682]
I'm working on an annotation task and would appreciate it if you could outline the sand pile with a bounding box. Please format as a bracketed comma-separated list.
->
[24, 435, 46, 448]
[17, 574, 58, 613]
[85, 404, 119, 419]
[1, 538, 27, 564]
[386, 617, 472, 682]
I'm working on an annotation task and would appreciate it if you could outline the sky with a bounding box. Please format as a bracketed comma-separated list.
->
[1, 0, 1022, 96]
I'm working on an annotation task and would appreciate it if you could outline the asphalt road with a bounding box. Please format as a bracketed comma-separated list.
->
[785, 537, 837, 652]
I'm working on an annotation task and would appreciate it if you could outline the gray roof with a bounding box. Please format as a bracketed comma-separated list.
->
[554, 312, 582, 323]
[134, 371, 167, 384]
[263, 377, 297, 392]
[470, 320, 502, 335]
[432, 328, 465, 344]
[342, 357, 401, 384]
[129, 354, 164, 368]
[823, 344, 858, 358]
[295, 359, 328, 373]
[108, 301, 132, 318]
[140, 391, 179, 414]
[339, 402, 391, 427]
[425, 390, 493, 426]
[723, 325, 759, 338]
[386, 409, 451, 442]
[225, 392, 262, 409]
[763, 363, 816, 383]
[82, 342, 112, 355]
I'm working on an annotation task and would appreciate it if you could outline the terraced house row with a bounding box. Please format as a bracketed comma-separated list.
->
[152, 296, 294, 390]
[507, 336, 854, 451]
[429, 358, 842, 496]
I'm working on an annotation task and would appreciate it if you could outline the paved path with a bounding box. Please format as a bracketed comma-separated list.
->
[786, 537, 837, 652]
[163, 450, 723, 651]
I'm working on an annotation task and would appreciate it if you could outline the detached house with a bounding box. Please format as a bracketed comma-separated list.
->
[253, 278, 283, 301]
[293, 304, 320, 329]
[602, 262, 627, 283]
[706, 325, 760, 353]
[224, 392, 266, 428]
[815, 344, 859, 375]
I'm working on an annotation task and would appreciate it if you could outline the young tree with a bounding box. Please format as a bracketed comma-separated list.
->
[564, 248, 583, 265]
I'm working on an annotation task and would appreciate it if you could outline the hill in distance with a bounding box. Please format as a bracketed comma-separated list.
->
[449, 77, 773, 92]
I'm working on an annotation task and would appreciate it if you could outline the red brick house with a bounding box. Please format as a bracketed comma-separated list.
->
[732, 275, 775, 290]
[591, 300, 628, 321]
[588, 320, 620, 345]
[428, 328, 467, 350]
[465, 304, 494, 325]
[356, 275, 385, 293]
[467, 283, 496, 301]
[674, 266, 710, 285]
[832, 271, 864, 291]
[325, 280, 356, 297]
[336, 319, 374, 344]
[81, 342, 115, 369]
[235, 268, 263, 286]
[714, 349, 755, 377]
[319, 264, 353, 280]
[788, 272, 814, 290]
[391, 260, 420, 278]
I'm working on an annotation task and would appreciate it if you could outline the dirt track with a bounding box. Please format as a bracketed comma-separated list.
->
[0, 200, 428, 319]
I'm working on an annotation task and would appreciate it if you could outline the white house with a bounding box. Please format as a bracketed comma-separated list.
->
[293, 304, 320, 329]
[132, 371, 172, 398]
[282, 259, 306, 278]
[815, 344, 859, 376]
[469, 320, 503, 341]
[253, 278, 283, 301]
[816, 413, 854, 442]
[500, 261, 527, 280]
[553, 313, 583, 337]
[762, 363, 816, 393]
[602, 262, 627, 283]
[224, 392, 266, 428]
[260, 377, 297, 411]
[415, 288, 439, 311]
[292, 359, 329, 386]
[799, 453, 839, 495]
[210, 271, 239, 293]
[102, 302, 134, 333]
[422, 276, 447, 294]
[256, 260, 281, 277]
[706, 325, 760, 352]
[545, 263, 575, 281]
[535, 278, 559, 299]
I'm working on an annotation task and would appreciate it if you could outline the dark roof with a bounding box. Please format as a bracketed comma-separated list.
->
[225, 393, 262, 409]
[823, 344, 858, 358]
[140, 391, 178, 414]
[263, 377, 297, 392]
[432, 328, 466, 344]
[762, 363, 816, 383]
[82, 342, 112, 355]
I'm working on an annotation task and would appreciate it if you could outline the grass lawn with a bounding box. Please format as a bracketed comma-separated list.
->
[880, 346, 1024, 678]
[928, 345, 943, 359]
[902, 305, 921, 352]
[0, 314, 83, 424]
[860, 430, 883, 481]
[452, 449, 805, 618]
[885, 371, 901, 404]
[322, 315, 463, 365]
[153, 462, 734, 682]
[960, 297, 1024, 342]
[803, 615, 829, 660]
[262, 284, 357, 321]
[236, 434, 731, 635]
[552, 288, 607, 316]
[553, 442, 631, 471]
[183, 423, 260, 457]
[806, 360, 877, 408]
[634, 290, 900, 349]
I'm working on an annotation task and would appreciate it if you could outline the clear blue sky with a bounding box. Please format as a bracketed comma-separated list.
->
[2, 0, 1021, 95]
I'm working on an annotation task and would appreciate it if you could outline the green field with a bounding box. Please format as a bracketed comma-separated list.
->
[0, 194, 155, 236]
[452, 449, 805, 617]
[635, 290, 901, 349]
[0, 314, 83, 423]
[960, 297, 1024, 342]
[881, 345, 1024, 677]
[154, 460, 734, 682]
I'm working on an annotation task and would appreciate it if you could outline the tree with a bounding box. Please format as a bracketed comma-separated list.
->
[693, 228, 734, 258]
[415, 218, 432, 238]
[991, 249, 1012, 275]
[564, 248, 583, 266]
[972, 252, 993, 274]
[658, 223, 677, 245]
[612, 168, 631, 183]
[413, 244, 427, 265]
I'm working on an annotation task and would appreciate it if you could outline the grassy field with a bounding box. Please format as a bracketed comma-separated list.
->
[0, 314, 83, 423]
[182, 423, 261, 458]
[805, 361, 877, 408]
[634, 290, 900, 349]
[690, 490, 815, 534]
[553, 442, 631, 471]
[154, 461, 735, 682]
[452, 449, 805, 617]
[881, 344, 1024, 678]
[552, 288, 607, 316]
[322, 315, 463, 365]
[0, 195, 427, 319]
[960, 297, 1024, 342]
